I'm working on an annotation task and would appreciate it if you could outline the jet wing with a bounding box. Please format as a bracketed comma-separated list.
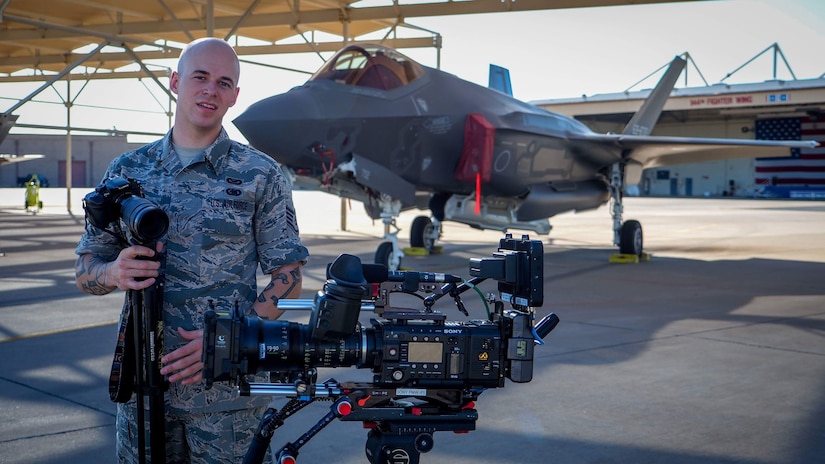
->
[569, 133, 817, 169]
[0, 154, 44, 166]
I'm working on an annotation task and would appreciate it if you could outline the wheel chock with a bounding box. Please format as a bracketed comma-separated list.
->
[403, 247, 428, 256]
[609, 253, 638, 263]
[609, 252, 651, 263]
[402, 246, 443, 256]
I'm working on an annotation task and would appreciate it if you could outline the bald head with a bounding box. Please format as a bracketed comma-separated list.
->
[169, 38, 241, 147]
[177, 38, 241, 86]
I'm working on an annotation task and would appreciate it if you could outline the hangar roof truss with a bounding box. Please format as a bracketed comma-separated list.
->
[0, 0, 695, 81]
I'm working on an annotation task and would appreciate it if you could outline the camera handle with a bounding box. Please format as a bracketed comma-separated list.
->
[243, 388, 353, 464]
[422, 276, 487, 316]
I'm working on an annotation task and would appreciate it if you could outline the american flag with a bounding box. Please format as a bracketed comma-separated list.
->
[754, 117, 825, 186]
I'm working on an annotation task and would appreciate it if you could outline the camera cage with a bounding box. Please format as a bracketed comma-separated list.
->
[202, 233, 559, 464]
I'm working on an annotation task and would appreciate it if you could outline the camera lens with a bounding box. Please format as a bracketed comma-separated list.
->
[119, 196, 169, 243]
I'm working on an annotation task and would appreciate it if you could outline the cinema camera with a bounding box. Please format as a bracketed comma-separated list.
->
[83, 176, 168, 245]
[203, 234, 559, 464]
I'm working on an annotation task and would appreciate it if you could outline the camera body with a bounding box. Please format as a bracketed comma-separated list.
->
[83, 176, 169, 245]
[371, 310, 536, 389]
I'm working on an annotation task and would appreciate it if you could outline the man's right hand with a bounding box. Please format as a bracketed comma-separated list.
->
[110, 242, 163, 290]
[75, 242, 163, 294]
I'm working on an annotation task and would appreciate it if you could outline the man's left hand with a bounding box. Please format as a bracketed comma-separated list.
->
[161, 327, 204, 385]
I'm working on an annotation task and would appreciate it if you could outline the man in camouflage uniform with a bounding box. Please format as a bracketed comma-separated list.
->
[75, 38, 309, 463]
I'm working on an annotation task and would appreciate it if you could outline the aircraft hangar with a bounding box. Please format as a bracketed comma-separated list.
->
[0, 0, 695, 201]
[0, 0, 822, 202]
[534, 48, 825, 199]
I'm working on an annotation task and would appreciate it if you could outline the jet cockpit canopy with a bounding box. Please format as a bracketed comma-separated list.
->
[309, 44, 425, 91]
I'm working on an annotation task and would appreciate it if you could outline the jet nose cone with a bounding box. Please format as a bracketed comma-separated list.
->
[234, 85, 321, 127]
[233, 86, 322, 158]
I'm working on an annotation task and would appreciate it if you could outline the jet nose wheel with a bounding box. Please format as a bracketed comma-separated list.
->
[618, 219, 643, 256]
[375, 241, 402, 270]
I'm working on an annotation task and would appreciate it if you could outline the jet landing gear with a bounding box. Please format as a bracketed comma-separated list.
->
[374, 195, 405, 271]
[406, 192, 446, 257]
[374, 213, 443, 270]
[609, 163, 649, 263]
[373, 204, 443, 270]
[408, 216, 443, 256]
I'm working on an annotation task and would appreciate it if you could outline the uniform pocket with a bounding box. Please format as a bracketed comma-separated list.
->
[199, 194, 254, 257]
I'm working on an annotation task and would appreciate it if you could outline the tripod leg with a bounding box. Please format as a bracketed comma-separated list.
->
[130, 290, 148, 464]
[143, 283, 167, 464]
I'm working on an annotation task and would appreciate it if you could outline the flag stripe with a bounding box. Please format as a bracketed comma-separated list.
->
[755, 166, 825, 173]
[755, 116, 825, 188]
[754, 159, 825, 168]
[755, 177, 825, 185]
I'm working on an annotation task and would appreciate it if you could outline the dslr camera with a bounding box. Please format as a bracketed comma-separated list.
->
[203, 234, 559, 464]
[83, 176, 168, 245]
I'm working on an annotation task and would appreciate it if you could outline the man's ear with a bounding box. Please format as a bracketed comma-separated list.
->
[170, 71, 180, 94]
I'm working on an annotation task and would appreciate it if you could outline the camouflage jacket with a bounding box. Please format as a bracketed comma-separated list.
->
[76, 128, 309, 413]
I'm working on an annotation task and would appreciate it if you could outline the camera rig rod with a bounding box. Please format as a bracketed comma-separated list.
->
[246, 383, 344, 397]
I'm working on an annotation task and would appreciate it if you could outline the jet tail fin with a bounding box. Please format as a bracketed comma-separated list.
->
[488, 64, 513, 96]
[0, 113, 19, 146]
[621, 56, 686, 136]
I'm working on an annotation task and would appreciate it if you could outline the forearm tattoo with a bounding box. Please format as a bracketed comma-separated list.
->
[257, 281, 279, 310]
[278, 267, 302, 298]
[257, 267, 301, 314]
[76, 255, 114, 295]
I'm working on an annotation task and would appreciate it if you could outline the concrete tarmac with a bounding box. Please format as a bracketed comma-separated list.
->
[1, 191, 824, 464]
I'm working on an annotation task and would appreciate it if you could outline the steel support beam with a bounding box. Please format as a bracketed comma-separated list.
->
[3, 42, 108, 114]
[0, 0, 693, 42]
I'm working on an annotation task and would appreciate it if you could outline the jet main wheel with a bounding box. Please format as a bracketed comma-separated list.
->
[375, 241, 401, 269]
[618, 220, 643, 256]
[410, 216, 435, 252]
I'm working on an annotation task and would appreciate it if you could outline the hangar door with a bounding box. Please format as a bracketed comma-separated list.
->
[58, 161, 86, 187]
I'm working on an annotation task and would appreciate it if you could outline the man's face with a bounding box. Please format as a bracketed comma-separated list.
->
[170, 43, 240, 138]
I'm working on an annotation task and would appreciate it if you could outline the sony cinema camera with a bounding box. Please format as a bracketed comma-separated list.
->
[203, 234, 559, 464]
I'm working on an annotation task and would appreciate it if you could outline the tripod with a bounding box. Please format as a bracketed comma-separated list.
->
[110, 243, 167, 464]
[130, 269, 167, 464]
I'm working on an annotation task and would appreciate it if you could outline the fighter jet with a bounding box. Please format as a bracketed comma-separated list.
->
[0, 115, 43, 167]
[234, 43, 816, 269]
[0, 154, 44, 167]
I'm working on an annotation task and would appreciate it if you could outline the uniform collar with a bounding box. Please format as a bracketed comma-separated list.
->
[160, 128, 232, 175]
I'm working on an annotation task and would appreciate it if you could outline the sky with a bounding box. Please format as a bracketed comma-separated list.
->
[2, 0, 824, 144]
